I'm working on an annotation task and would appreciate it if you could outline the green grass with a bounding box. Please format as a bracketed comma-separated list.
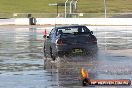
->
[0, 0, 65, 13]
[0, 0, 132, 13]
[0, 0, 132, 17]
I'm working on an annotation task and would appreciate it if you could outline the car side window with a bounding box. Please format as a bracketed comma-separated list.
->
[49, 29, 53, 39]
[49, 28, 56, 39]
[83, 26, 90, 33]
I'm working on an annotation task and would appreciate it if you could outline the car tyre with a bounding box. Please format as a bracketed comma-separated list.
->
[43, 47, 47, 58]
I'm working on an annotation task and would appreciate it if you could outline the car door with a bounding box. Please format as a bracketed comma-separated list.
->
[50, 28, 58, 54]
[44, 28, 55, 57]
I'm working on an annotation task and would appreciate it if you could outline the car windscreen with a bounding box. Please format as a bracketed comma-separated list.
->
[56, 26, 91, 35]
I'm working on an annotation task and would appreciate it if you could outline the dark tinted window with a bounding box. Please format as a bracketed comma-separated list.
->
[56, 26, 90, 35]
[49, 28, 55, 38]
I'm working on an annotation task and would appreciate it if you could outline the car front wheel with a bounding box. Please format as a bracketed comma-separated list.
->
[50, 48, 56, 61]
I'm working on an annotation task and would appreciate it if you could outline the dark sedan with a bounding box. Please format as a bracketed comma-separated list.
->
[43, 25, 97, 60]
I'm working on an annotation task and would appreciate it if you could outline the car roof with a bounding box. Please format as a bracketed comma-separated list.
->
[54, 25, 87, 29]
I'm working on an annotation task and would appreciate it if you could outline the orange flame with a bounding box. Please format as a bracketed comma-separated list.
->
[81, 67, 89, 78]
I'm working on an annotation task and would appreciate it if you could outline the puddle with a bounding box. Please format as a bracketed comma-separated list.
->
[0, 26, 132, 88]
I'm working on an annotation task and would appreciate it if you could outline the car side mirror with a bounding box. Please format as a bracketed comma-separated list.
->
[91, 31, 93, 34]
[47, 36, 49, 38]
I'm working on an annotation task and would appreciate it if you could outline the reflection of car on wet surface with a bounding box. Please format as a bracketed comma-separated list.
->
[43, 25, 97, 60]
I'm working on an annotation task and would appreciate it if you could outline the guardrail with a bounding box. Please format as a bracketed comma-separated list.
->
[1, 18, 132, 26]
[0, 13, 132, 18]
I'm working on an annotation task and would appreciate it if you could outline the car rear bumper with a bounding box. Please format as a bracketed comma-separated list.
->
[55, 42, 98, 56]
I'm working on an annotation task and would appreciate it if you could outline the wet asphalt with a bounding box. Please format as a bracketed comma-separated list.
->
[0, 26, 132, 88]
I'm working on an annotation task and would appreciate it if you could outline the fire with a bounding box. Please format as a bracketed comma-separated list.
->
[81, 67, 89, 78]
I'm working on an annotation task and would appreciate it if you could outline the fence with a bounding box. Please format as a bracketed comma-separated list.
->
[0, 13, 132, 18]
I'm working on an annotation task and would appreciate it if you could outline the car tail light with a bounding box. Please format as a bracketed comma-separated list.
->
[91, 36, 97, 42]
[56, 39, 64, 45]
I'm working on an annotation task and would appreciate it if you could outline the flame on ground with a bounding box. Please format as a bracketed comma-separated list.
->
[81, 67, 89, 78]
